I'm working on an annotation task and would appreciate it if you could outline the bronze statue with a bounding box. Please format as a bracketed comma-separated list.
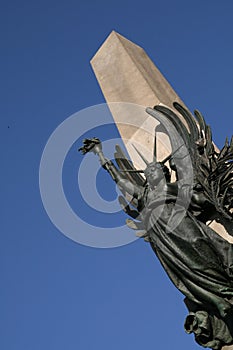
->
[79, 102, 233, 349]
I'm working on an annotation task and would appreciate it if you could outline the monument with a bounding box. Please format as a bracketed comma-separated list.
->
[81, 32, 233, 349]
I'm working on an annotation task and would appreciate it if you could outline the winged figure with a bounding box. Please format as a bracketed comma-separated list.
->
[79, 103, 233, 349]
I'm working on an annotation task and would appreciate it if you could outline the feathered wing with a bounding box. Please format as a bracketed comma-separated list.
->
[146, 102, 233, 222]
[204, 135, 233, 220]
[174, 103, 233, 221]
[114, 144, 146, 228]
[114, 144, 145, 187]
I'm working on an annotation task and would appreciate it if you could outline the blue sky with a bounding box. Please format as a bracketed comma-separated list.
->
[1, 1, 233, 349]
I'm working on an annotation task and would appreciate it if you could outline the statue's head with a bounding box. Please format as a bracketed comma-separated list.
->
[132, 143, 172, 188]
[144, 162, 171, 187]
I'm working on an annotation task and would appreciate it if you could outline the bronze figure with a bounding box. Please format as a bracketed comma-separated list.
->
[79, 103, 233, 349]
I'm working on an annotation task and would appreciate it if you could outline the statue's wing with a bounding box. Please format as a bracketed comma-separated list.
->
[173, 103, 233, 221]
[146, 104, 195, 188]
[118, 195, 140, 219]
[146, 102, 233, 221]
[114, 144, 145, 187]
[207, 136, 233, 220]
[114, 145, 145, 222]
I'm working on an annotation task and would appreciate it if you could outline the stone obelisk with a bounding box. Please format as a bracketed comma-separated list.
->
[91, 31, 184, 108]
[91, 31, 233, 350]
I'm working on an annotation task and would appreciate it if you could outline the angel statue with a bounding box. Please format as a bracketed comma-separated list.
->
[79, 102, 233, 349]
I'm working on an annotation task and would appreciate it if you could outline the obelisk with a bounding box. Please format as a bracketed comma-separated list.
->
[91, 31, 185, 109]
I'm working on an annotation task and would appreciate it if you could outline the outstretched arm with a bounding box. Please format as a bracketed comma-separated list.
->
[79, 138, 143, 199]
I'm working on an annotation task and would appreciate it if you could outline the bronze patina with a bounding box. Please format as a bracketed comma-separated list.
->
[79, 103, 233, 349]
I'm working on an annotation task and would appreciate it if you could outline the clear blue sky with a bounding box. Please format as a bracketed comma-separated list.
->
[1, 1, 233, 349]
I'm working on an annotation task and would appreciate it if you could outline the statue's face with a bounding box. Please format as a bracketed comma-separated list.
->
[144, 162, 164, 187]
